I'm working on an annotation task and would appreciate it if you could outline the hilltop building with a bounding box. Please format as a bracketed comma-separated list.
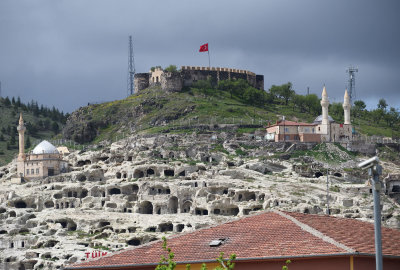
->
[134, 66, 264, 93]
[16, 114, 68, 179]
[266, 87, 353, 143]
[66, 210, 400, 270]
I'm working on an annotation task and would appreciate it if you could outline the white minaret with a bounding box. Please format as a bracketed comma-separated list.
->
[343, 89, 351, 125]
[17, 113, 26, 161]
[320, 85, 330, 125]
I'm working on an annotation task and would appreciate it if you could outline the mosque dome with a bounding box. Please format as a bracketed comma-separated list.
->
[313, 115, 335, 124]
[32, 140, 59, 154]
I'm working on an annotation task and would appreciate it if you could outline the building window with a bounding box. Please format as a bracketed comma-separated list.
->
[318, 127, 320, 131]
[36, 168, 40, 174]
[284, 127, 289, 132]
[285, 135, 290, 140]
[294, 135, 300, 141]
[31, 169, 34, 174]
[26, 169, 29, 175]
[312, 128, 315, 133]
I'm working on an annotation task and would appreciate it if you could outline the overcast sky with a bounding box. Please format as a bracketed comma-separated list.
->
[0, 0, 399, 113]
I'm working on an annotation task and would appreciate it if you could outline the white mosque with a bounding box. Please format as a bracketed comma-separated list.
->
[16, 114, 68, 179]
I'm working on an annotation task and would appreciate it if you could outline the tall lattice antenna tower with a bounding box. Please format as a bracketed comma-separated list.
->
[127, 35, 136, 96]
[346, 66, 358, 104]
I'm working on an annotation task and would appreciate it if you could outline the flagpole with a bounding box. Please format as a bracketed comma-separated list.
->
[208, 48, 210, 68]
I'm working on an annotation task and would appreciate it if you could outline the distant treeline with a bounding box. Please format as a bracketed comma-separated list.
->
[0, 96, 69, 151]
[0, 96, 68, 123]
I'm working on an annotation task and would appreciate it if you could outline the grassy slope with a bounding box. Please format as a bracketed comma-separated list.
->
[73, 85, 399, 143]
[83, 86, 320, 142]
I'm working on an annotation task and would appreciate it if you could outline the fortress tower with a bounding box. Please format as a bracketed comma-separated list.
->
[343, 89, 351, 125]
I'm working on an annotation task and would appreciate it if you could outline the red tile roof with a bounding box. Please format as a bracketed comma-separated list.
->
[66, 211, 400, 269]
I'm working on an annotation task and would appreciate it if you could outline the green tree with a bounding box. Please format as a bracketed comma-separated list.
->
[371, 108, 385, 124]
[268, 82, 294, 105]
[0, 133, 4, 141]
[243, 87, 265, 106]
[304, 94, 320, 115]
[292, 94, 306, 112]
[4, 97, 11, 106]
[192, 79, 214, 97]
[282, 259, 291, 270]
[164, 65, 178, 73]
[155, 237, 177, 270]
[384, 107, 399, 128]
[52, 121, 60, 134]
[25, 136, 31, 149]
[329, 102, 344, 122]
[378, 98, 388, 111]
[10, 133, 16, 145]
[353, 100, 366, 118]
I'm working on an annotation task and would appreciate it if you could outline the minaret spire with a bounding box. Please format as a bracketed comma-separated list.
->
[17, 113, 26, 161]
[320, 85, 330, 125]
[343, 89, 351, 125]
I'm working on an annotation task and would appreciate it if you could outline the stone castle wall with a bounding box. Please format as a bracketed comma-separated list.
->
[134, 73, 150, 93]
[134, 66, 264, 93]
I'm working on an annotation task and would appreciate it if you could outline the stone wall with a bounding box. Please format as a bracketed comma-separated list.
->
[180, 66, 264, 90]
[347, 141, 376, 155]
[133, 66, 264, 94]
[134, 73, 150, 93]
[160, 72, 183, 92]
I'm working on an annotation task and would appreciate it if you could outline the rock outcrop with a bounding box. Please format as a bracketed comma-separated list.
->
[1, 133, 400, 270]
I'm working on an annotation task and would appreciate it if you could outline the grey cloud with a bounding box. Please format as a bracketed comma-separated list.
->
[0, 0, 399, 112]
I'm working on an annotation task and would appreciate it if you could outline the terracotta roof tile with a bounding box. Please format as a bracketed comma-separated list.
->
[285, 211, 400, 256]
[66, 211, 400, 269]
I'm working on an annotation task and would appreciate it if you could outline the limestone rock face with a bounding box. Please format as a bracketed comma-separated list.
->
[1, 133, 399, 270]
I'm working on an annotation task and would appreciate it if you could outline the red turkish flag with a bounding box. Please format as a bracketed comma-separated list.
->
[199, 43, 208, 52]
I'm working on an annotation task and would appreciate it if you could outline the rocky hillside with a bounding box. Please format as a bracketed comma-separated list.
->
[62, 81, 400, 145]
[1, 132, 400, 269]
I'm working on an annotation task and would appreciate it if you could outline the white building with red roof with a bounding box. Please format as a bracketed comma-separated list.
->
[266, 87, 353, 143]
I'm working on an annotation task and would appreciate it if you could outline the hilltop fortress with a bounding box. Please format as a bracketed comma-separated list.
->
[134, 66, 264, 93]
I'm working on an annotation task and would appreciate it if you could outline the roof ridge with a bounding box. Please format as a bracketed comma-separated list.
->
[274, 210, 355, 253]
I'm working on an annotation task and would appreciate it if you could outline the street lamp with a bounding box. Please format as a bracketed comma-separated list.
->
[358, 156, 383, 270]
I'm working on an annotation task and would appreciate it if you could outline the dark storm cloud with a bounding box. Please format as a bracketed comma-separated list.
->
[0, 0, 399, 112]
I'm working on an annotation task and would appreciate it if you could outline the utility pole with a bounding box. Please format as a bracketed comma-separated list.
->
[358, 157, 383, 270]
[127, 35, 136, 96]
[326, 169, 330, 215]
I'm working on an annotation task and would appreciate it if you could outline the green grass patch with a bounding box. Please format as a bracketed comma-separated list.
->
[211, 143, 229, 154]
[235, 148, 248, 156]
